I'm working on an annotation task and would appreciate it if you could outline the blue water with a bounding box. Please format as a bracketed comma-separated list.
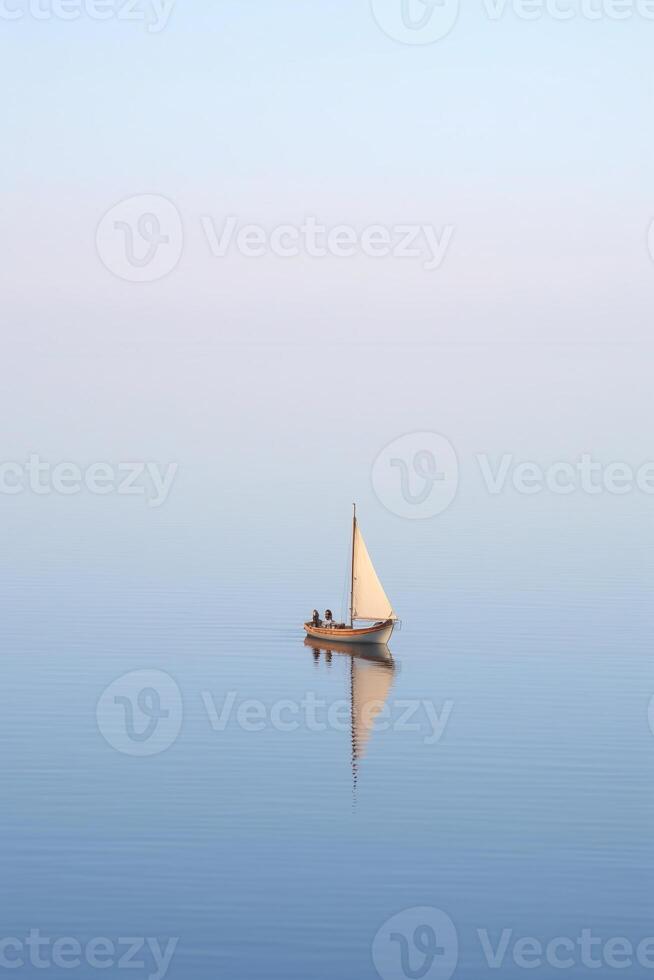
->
[1, 545, 652, 979]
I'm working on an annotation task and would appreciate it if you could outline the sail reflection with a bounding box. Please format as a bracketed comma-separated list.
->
[304, 637, 396, 794]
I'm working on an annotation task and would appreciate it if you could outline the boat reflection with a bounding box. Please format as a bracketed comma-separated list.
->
[304, 637, 396, 796]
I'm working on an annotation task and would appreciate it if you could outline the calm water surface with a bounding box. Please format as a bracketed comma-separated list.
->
[1, 555, 652, 980]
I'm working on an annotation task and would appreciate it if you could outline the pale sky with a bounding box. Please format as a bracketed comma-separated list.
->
[2, 0, 653, 595]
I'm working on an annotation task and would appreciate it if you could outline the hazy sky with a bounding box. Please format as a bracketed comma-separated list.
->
[2, 1, 653, 598]
[3, 1, 653, 342]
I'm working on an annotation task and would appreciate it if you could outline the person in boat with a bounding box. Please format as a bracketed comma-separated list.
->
[324, 609, 336, 628]
[311, 609, 321, 627]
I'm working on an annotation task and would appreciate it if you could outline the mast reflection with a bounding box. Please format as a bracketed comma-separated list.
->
[304, 636, 396, 800]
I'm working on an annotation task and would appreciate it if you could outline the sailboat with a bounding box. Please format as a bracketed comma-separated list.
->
[304, 504, 398, 645]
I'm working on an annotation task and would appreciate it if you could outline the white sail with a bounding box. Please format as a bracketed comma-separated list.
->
[352, 524, 396, 621]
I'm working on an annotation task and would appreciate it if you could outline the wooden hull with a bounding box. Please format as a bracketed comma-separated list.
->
[303, 620, 395, 645]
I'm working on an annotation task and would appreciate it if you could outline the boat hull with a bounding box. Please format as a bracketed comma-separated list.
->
[304, 620, 395, 645]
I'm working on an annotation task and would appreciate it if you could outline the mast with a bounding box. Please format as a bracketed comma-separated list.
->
[349, 502, 356, 628]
